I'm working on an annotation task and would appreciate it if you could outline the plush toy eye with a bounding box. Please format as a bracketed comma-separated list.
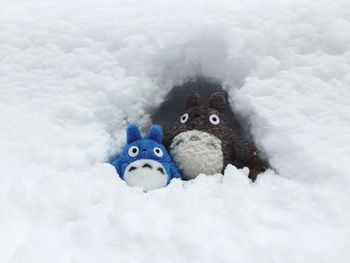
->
[153, 147, 164, 157]
[209, 114, 220, 125]
[128, 146, 139, 157]
[180, 113, 189, 124]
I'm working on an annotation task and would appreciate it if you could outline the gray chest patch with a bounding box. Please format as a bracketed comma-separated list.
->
[170, 130, 224, 179]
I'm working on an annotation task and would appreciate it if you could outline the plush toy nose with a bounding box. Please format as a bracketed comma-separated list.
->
[193, 118, 202, 126]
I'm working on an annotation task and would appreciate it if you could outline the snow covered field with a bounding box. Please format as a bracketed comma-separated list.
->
[1, 0, 350, 262]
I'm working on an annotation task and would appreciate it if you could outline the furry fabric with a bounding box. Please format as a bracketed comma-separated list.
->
[164, 90, 263, 180]
[124, 159, 168, 191]
[111, 124, 182, 190]
[170, 130, 223, 179]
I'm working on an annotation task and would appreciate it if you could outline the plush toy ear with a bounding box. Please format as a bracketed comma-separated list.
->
[126, 124, 142, 144]
[185, 90, 201, 109]
[148, 125, 163, 143]
[209, 92, 226, 113]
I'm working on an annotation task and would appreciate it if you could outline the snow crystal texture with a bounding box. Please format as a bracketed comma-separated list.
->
[1, 0, 350, 262]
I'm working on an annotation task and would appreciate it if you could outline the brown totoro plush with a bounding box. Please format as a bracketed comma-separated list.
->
[164, 90, 263, 180]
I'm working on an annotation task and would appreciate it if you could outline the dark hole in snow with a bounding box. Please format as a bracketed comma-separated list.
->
[152, 78, 247, 139]
[151, 78, 269, 174]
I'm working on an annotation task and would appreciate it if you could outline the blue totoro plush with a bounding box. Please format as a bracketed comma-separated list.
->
[111, 124, 182, 191]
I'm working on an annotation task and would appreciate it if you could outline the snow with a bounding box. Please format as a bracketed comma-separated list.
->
[1, 0, 350, 262]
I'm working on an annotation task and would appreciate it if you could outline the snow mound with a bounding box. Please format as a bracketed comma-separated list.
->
[1, 0, 350, 262]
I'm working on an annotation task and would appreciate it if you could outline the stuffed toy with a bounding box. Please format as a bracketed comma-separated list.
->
[111, 124, 182, 191]
[164, 90, 263, 180]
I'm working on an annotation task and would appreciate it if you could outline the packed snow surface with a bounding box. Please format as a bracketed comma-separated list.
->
[1, 0, 350, 262]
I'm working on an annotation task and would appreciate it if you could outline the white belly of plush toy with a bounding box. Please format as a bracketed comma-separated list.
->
[124, 159, 168, 191]
[170, 130, 224, 179]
